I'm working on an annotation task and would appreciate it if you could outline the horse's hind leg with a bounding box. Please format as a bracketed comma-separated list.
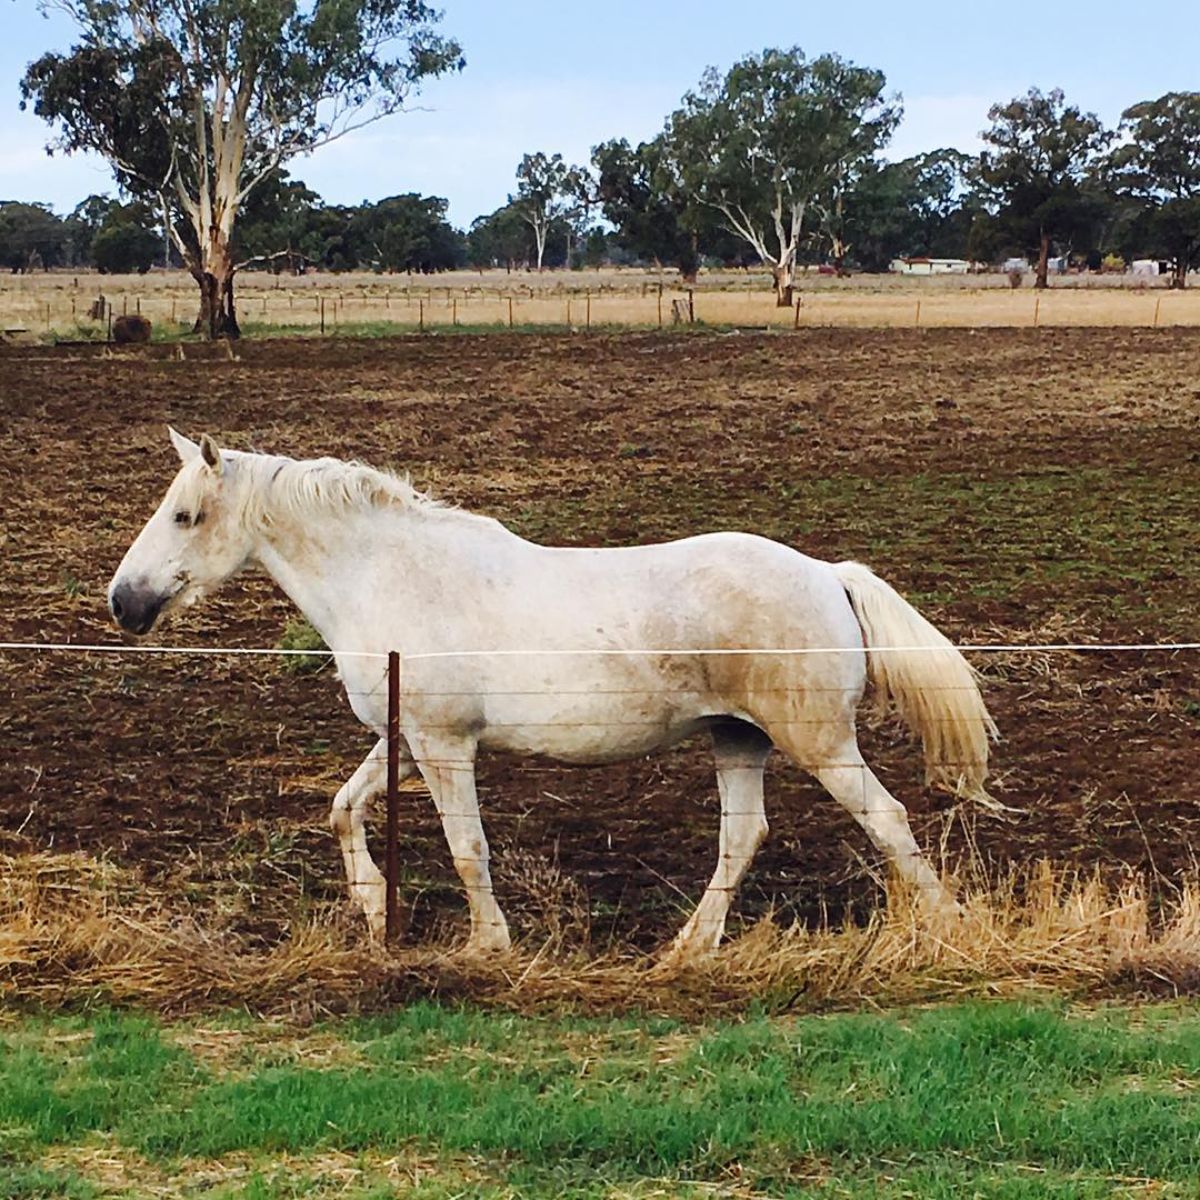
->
[811, 738, 957, 913]
[668, 721, 772, 961]
[329, 737, 413, 939]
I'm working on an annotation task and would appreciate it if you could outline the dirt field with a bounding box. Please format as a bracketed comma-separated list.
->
[1, 328, 1198, 952]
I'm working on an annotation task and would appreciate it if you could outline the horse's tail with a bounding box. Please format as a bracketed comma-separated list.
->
[833, 560, 998, 805]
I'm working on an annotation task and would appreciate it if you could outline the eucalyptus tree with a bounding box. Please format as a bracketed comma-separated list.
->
[591, 136, 708, 280]
[846, 150, 976, 271]
[664, 48, 900, 304]
[21, 0, 463, 336]
[91, 201, 162, 273]
[975, 88, 1112, 288]
[1109, 92, 1200, 288]
[0, 202, 67, 272]
[512, 152, 583, 271]
[467, 203, 531, 271]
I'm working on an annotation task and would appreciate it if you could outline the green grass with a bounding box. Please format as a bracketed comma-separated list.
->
[4, 1001, 1200, 1196]
[274, 616, 330, 674]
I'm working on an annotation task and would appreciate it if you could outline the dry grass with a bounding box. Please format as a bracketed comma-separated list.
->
[35, 1142, 485, 1199]
[2, 850, 1198, 1019]
[3, 267, 1200, 338]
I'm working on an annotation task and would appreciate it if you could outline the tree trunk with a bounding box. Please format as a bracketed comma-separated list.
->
[677, 234, 700, 283]
[773, 263, 794, 307]
[1171, 258, 1188, 289]
[192, 267, 240, 339]
[1035, 232, 1051, 290]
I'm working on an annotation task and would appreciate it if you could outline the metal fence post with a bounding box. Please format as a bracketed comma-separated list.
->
[385, 649, 401, 943]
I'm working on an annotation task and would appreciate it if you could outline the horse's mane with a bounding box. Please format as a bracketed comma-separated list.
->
[236, 452, 447, 527]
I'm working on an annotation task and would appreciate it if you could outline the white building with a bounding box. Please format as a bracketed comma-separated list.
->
[890, 257, 971, 275]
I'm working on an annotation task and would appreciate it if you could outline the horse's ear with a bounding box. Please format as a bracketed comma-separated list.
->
[199, 434, 224, 476]
[168, 427, 200, 463]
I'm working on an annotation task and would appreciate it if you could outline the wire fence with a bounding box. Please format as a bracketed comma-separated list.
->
[6, 276, 1200, 340]
[2, 636, 1197, 943]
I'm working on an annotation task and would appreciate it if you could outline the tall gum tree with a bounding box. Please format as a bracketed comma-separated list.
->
[21, 0, 462, 337]
[591, 136, 708, 281]
[976, 88, 1112, 289]
[665, 48, 900, 306]
[1109, 92, 1200, 289]
[511, 152, 582, 272]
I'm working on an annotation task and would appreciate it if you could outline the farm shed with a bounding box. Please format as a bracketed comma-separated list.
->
[890, 256, 971, 275]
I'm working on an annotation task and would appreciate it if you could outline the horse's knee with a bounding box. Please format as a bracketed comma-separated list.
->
[748, 818, 769, 859]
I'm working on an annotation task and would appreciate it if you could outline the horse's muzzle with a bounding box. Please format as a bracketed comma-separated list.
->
[109, 580, 164, 636]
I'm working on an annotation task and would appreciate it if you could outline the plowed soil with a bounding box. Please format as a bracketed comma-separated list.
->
[1, 329, 1198, 948]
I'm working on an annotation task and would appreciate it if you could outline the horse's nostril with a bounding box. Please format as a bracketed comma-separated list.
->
[111, 594, 124, 619]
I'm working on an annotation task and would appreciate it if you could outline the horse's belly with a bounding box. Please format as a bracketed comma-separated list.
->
[477, 694, 713, 764]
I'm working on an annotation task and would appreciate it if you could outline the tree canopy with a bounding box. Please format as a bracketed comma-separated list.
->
[973, 88, 1112, 287]
[0, 202, 66, 272]
[21, 0, 463, 335]
[511, 153, 585, 271]
[1109, 93, 1200, 287]
[664, 47, 900, 303]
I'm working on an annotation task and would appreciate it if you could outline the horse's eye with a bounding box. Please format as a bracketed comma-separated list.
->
[174, 511, 191, 527]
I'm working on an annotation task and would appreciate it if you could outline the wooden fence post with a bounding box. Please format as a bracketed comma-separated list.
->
[385, 650, 401, 943]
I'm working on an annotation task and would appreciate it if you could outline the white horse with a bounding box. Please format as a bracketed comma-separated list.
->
[108, 429, 996, 957]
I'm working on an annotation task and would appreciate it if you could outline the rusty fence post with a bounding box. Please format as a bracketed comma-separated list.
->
[385, 649, 401, 942]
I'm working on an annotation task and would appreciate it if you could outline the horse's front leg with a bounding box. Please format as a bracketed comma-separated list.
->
[329, 736, 414, 939]
[409, 732, 511, 954]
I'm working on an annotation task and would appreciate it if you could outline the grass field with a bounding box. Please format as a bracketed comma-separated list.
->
[5, 999, 1200, 1198]
[3, 267, 1200, 340]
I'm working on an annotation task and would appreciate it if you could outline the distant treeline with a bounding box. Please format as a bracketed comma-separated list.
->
[4, 84, 1198, 287]
[0, 183, 618, 276]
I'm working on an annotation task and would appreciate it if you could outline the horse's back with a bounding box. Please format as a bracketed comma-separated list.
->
[549, 530, 861, 650]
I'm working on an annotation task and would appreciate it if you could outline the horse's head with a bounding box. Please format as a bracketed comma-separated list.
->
[108, 428, 256, 635]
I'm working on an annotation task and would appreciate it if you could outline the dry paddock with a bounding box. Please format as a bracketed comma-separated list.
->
[4, 268, 1200, 339]
[0, 327, 1198, 1009]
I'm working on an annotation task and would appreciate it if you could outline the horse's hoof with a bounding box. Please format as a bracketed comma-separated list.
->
[658, 936, 718, 969]
[459, 940, 511, 959]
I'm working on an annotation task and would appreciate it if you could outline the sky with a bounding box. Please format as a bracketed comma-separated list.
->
[2, 0, 1197, 226]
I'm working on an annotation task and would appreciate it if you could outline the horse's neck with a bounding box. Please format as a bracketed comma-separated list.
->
[249, 497, 499, 653]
